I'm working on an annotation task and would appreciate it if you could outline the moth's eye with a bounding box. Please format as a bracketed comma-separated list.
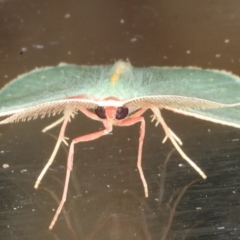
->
[116, 107, 129, 120]
[95, 107, 106, 119]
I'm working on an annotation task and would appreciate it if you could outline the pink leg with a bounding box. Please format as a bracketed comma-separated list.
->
[116, 109, 148, 197]
[49, 122, 112, 229]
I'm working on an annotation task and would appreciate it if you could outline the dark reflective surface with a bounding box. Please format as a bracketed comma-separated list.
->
[0, 1, 240, 239]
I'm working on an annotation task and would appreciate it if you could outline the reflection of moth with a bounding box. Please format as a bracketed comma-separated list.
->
[0, 61, 240, 229]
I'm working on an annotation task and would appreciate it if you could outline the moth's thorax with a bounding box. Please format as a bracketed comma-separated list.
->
[110, 60, 132, 85]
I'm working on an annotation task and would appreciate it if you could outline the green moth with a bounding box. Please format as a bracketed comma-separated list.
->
[0, 61, 240, 229]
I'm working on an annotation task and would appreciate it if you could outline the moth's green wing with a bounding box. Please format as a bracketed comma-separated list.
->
[132, 66, 240, 128]
[136, 66, 240, 103]
[0, 64, 112, 115]
[1, 61, 240, 129]
[174, 107, 240, 128]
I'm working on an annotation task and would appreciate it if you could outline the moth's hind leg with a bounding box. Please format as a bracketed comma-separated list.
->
[42, 110, 76, 133]
[34, 110, 74, 189]
[150, 113, 183, 145]
[151, 107, 207, 180]
[42, 115, 65, 133]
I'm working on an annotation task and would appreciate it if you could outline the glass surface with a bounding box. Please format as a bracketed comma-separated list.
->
[0, 0, 240, 239]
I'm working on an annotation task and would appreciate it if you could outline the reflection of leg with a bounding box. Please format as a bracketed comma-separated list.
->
[151, 107, 207, 179]
[162, 178, 200, 240]
[34, 110, 73, 189]
[158, 148, 175, 208]
[49, 124, 112, 229]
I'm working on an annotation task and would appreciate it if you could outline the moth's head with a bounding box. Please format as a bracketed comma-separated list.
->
[95, 106, 129, 123]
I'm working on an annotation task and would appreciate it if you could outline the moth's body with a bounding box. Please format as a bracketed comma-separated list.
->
[0, 61, 240, 229]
